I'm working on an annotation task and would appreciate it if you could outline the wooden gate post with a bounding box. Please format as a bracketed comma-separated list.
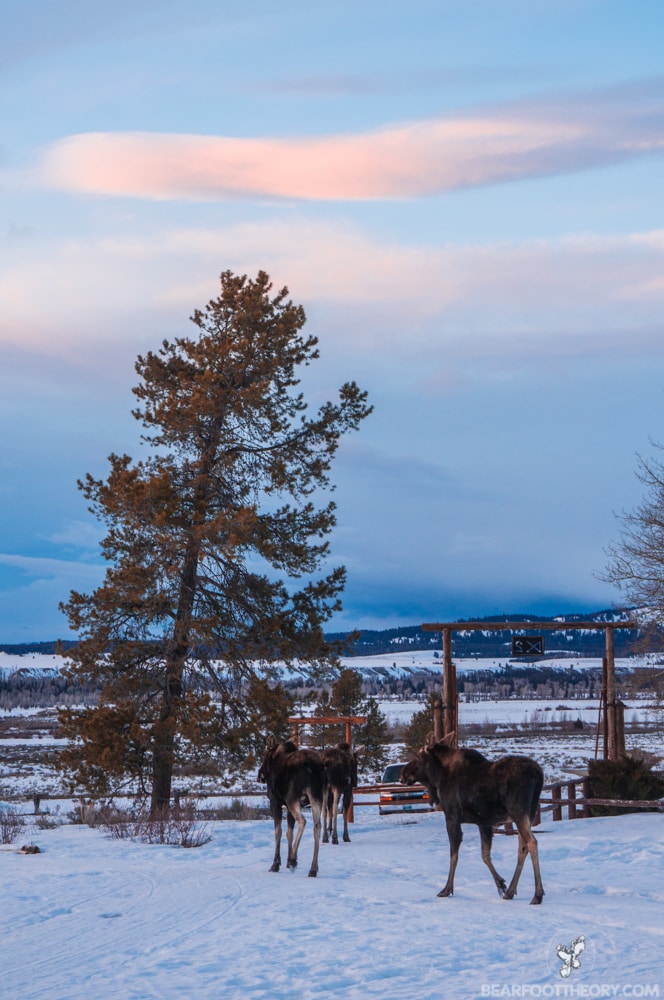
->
[442, 628, 458, 746]
[433, 694, 443, 741]
[605, 628, 617, 760]
[616, 700, 626, 759]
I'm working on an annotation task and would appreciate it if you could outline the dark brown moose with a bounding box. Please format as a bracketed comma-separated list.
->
[401, 734, 545, 904]
[258, 735, 326, 877]
[321, 742, 363, 845]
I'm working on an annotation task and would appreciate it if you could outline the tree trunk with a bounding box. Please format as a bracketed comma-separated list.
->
[151, 715, 177, 815]
[149, 540, 200, 816]
[148, 435, 219, 816]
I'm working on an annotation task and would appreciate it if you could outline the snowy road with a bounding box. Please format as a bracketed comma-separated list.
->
[2, 810, 663, 999]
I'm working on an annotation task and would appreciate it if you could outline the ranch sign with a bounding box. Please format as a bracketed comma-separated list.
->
[511, 636, 545, 656]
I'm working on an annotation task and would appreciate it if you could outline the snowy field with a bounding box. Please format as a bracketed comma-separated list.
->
[0, 649, 658, 681]
[1, 810, 663, 1000]
[1, 651, 663, 796]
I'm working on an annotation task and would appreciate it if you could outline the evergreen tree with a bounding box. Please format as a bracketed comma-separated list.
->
[404, 693, 438, 753]
[330, 667, 364, 717]
[358, 695, 389, 774]
[58, 270, 371, 813]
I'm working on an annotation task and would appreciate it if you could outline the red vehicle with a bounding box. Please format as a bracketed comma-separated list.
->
[378, 762, 433, 816]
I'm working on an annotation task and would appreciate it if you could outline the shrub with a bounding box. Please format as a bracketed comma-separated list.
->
[0, 806, 27, 844]
[200, 798, 270, 821]
[98, 801, 212, 848]
[587, 756, 664, 815]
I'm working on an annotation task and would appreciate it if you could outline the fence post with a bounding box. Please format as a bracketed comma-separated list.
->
[582, 777, 591, 818]
[552, 784, 562, 821]
[568, 781, 577, 820]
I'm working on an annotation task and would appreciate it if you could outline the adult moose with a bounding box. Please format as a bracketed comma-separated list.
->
[258, 735, 326, 878]
[401, 734, 544, 904]
[321, 742, 363, 845]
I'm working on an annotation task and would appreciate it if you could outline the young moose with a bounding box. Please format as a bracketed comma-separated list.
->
[401, 734, 545, 904]
[321, 742, 363, 845]
[258, 735, 326, 878]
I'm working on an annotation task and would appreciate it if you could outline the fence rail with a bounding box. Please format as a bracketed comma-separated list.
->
[352, 778, 664, 827]
[539, 777, 664, 822]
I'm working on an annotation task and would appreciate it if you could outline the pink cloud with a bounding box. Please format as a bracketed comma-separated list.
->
[38, 101, 664, 201]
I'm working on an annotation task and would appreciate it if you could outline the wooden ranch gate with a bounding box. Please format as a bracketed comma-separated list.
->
[421, 619, 637, 761]
[288, 715, 367, 823]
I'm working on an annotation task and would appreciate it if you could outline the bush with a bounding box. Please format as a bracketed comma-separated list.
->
[587, 756, 664, 815]
[199, 798, 270, 821]
[0, 806, 27, 844]
[98, 801, 212, 848]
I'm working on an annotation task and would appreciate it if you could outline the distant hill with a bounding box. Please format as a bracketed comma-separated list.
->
[1, 609, 649, 660]
[0, 640, 78, 655]
[326, 609, 645, 658]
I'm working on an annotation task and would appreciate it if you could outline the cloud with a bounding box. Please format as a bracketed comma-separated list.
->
[2, 218, 664, 373]
[37, 89, 664, 202]
[0, 553, 103, 584]
[48, 520, 103, 553]
[0, 553, 104, 641]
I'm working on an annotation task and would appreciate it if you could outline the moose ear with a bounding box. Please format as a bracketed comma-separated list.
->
[265, 734, 277, 749]
[441, 731, 456, 748]
[354, 744, 366, 756]
[425, 730, 436, 748]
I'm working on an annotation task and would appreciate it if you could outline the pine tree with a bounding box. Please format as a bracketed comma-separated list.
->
[358, 696, 389, 774]
[59, 270, 372, 814]
[404, 693, 438, 752]
[330, 667, 364, 717]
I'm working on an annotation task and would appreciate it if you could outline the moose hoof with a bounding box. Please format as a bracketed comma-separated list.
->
[437, 887, 453, 898]
[497, 880, 507, 897]
[269, 863, 280, 873]
[530, 894, 544, 905]
[308, 869, 318, 878]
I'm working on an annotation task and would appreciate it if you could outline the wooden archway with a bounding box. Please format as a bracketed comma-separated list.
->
[288, 715, 367, 747]
[287, 715, 368, 823]
[422, 619, 637, 760]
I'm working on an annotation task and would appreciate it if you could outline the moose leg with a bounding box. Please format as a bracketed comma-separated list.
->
[438, 817, 463, 897]
[269, 801, 283, 872]
[504, 820, 544, 904]
[341, 785, 352, 843]
[330, 787, 341, 845]
[322, 788, 331, 844]
[479, 824, 507, 896]
[287, 800, 309, 870]
[285, 808, 299, 868]
[308, 798, 322, 877]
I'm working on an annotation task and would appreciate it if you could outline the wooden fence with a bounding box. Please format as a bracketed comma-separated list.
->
[536, 777, 664, 824]
[351, 777, 664, 832]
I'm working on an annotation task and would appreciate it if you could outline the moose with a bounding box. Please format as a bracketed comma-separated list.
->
[321, 742, 362, 845]
[401, 734, 545, 904]
[258, 735, 326, 878]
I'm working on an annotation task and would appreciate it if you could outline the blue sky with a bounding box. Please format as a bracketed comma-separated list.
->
[2, 1, 664, 641]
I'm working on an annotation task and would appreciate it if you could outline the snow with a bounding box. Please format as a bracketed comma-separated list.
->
[1, 650, 657, 683]
[2, 810, 663, 999]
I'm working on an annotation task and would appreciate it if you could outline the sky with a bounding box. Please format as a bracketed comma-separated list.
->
[2, 1, 664, 641]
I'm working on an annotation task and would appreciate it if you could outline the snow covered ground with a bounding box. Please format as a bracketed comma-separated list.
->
[1, 809, 663, 999]
[1, 649, 658, 681]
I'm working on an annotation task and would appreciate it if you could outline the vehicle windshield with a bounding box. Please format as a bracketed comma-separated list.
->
[382, 764, 405, 782]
